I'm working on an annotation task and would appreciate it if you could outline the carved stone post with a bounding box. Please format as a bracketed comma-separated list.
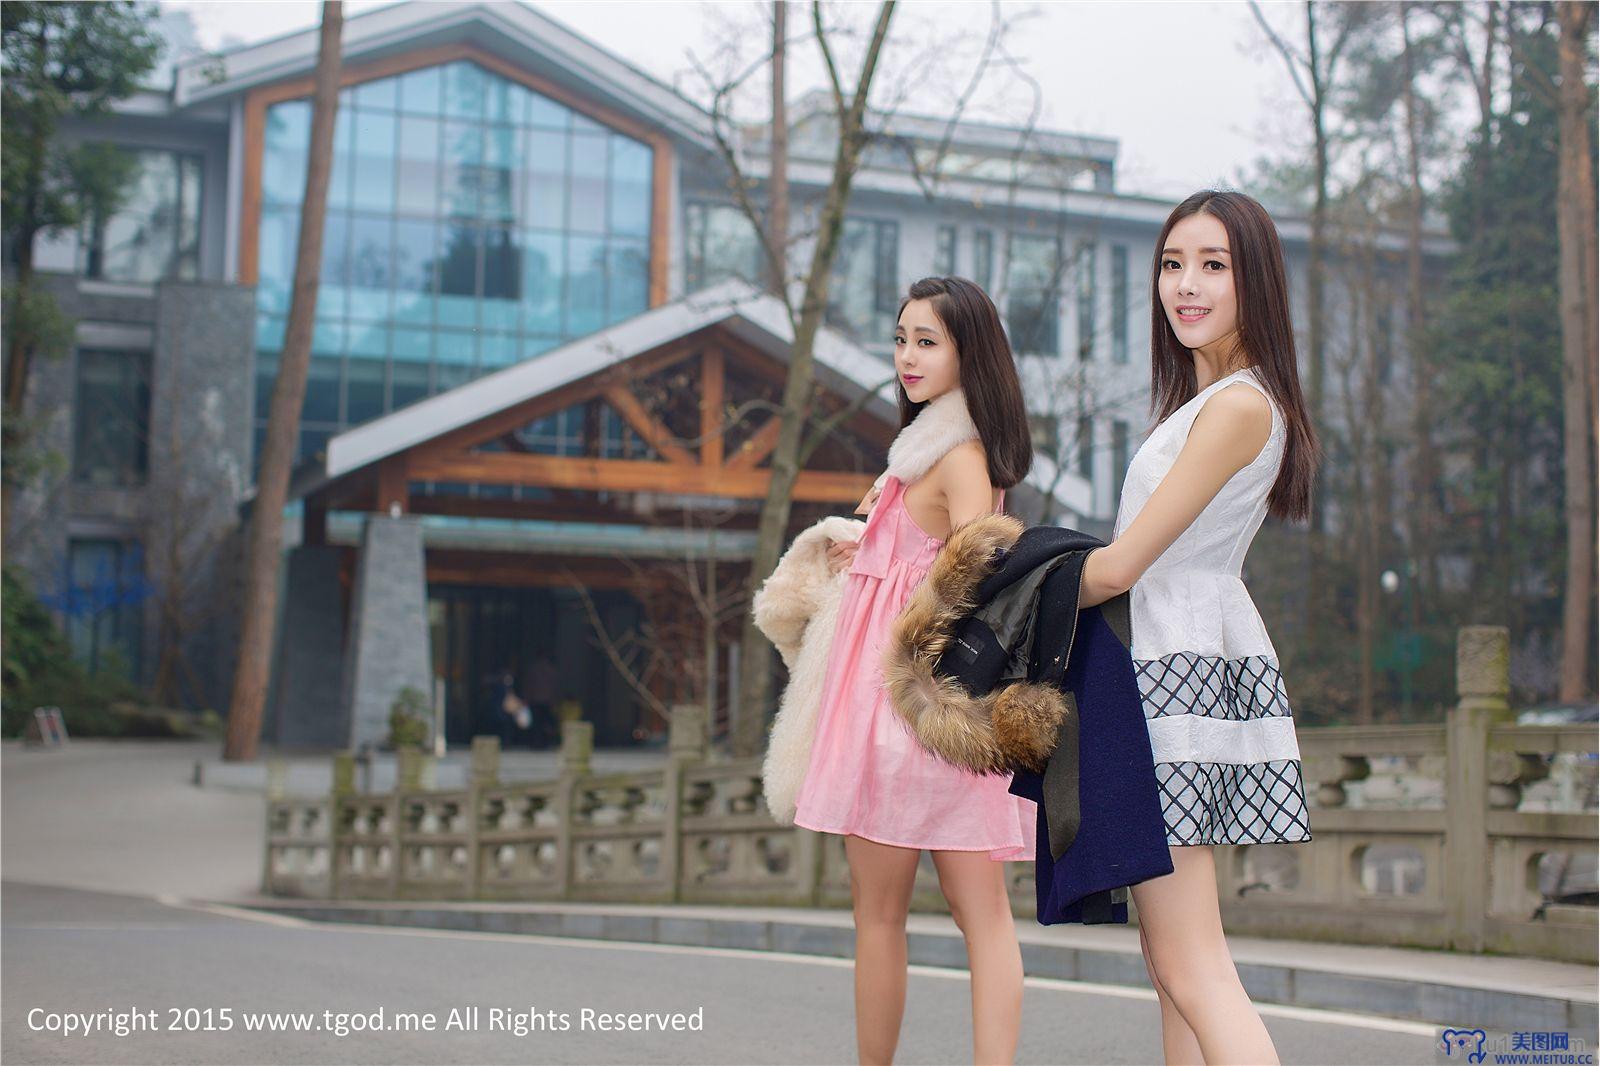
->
[396, 748, 432, 791]
[468, 736, 500, 898]
[1445, 625, 1509, 951]
[664, 703, 705, 902]
[328, 753, 355, 899]
[555, 719, 592, 898]
[470, 734, 501, 787]
[669, 702, 708, 761]
[560, 720, 593, 777]
[331, 753, 355, 796]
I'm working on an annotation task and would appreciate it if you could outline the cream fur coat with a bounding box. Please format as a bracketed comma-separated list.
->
[752, 388, 982, 824]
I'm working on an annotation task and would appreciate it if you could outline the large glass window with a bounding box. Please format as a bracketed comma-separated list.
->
[1111, 243, 1129, 364]
[973, 229, 993, 289]
[934, 225, 957, 276]
[81, 149, 202, 283]
[61, 538, 147, 680]
[1077, 415, 1094, 481]
[73, 349, 150, 487]
[1076, 241, 1097, 361]
[826, 217, 899, 343]
[684, 202, 762, 292]
[1028, 413, 1059, 463]
[1006, 232, 1060, 356]
[254, 59, 655, 472]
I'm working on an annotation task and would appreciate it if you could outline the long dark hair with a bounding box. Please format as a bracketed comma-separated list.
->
[1148, 190, 1320, 523]
[895, 276, 1033, 489]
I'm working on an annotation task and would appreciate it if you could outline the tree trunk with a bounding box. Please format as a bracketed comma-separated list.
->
[222, 1, 344, 760]
[767, 0, 789, 294]
[2, 126, 47, 551]
[1305, 0, 1330, 645]
[732, 2, 896, 757]
[1398, 2, 1439, 615]
[1355, 271, 1377, 725]
[1555, 0, 1596, 700]
[1, 225, 38, 555]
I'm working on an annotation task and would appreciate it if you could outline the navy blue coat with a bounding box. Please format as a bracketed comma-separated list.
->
[881, 517, 1172, 925]
[1007, 600, 1173, 924]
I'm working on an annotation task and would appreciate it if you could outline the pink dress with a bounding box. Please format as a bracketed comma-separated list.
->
[791, 473, 1038, 860]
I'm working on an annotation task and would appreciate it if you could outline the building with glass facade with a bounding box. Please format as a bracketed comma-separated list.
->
[9, 1, 1447, 747]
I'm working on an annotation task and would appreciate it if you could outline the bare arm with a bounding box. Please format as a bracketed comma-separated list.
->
[938, 440, 999, 529]
[1079, 384, 1273, 608]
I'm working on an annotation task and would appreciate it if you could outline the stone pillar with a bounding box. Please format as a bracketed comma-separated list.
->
[332, 752, 356, 796]
[1444, 625, 1509, 952]
[270, 544, 347, 747]
[467, 736, 499, 899]
[397, 748, 430, 792]
[470, 735, 501, 787]
[663, 702, 706, 902]
[560, 719, 594, 777]
[668, 702, 708, 762]
[554, 719, 592, 898]
[339, 514, 432, 750]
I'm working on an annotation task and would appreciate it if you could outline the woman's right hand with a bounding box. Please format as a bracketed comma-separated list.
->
[826, 538, 858, 575]
[854, 483, 882, 516]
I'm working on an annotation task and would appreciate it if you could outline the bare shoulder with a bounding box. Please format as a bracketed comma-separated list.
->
[1200, 383, 1271, 434]
[1190, 383, 1272, 465]
[933, 438, 990, 488]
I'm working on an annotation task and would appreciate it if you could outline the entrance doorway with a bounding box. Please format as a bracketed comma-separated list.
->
[427, 583, 650, 749]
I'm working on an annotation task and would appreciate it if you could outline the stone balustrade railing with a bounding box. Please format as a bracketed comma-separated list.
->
[263, 626, 1597, 963]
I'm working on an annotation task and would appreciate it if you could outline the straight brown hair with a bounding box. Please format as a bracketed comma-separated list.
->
[1149, 190, 1320, 523]
[895, 276, 1034, 489]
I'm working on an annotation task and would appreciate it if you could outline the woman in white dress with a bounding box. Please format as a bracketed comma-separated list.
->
[1077, 189, 1321, 1064]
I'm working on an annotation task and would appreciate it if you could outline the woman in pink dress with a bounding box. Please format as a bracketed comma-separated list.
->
[791, 276, 1038, 1066]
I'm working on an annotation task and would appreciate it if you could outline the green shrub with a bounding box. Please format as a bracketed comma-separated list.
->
[1, 565, 145, 737]
[387, 685, 431, 750]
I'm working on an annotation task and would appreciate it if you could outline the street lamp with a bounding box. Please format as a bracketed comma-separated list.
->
[1379, 560, 1419, 718]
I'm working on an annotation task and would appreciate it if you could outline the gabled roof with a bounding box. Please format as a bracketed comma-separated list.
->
[786, 87, 1120, 164]
[302, 280, 1092, 520]
[172, 0, 712, 148]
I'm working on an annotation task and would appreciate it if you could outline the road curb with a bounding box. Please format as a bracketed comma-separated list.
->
[225, 898, 1598, 1036]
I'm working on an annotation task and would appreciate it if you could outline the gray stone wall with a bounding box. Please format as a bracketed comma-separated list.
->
[339, 515, 432, 749]
[6, 271, 255, 712]
[268, 544, 347, 748]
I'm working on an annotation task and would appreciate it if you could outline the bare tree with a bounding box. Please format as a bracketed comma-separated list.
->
[1553, 0, 1597, 700]
[1250, 0, 1374, 645]
[689, 1, 899, 757]
[767, 1, 789, 292]
[555, 500, 755, 744]
[1396, 2, 1441, 628]
[223, 1, 343, 761]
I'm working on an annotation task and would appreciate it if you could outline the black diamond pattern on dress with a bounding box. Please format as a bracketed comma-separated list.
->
[1135, 652, 1292, 721]
[1153, 759, 1313, 845]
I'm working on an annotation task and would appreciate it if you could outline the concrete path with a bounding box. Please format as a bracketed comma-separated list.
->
[5, 739, 1596, 1051]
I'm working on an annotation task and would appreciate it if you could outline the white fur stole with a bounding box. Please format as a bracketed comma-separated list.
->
[873, 387, 980, 491]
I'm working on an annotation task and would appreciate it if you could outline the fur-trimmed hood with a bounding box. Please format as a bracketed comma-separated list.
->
[880, 519, 1123, 777]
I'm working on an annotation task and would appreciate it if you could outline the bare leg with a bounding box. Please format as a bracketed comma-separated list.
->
[1131, 845, 1279, 1065]
[1139, 921, 1205, 1065]
[845, 834, 922, 1065]
[932, 849, 1023, 1065]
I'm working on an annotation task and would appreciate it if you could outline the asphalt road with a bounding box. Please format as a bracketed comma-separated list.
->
[3, 881, 1444, 1066]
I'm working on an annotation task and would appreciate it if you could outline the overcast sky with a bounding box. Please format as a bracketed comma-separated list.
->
[157, 0, 1309, 202]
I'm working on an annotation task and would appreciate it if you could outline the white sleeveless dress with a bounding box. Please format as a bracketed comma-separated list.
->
[1111, 366, 1313, 846]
